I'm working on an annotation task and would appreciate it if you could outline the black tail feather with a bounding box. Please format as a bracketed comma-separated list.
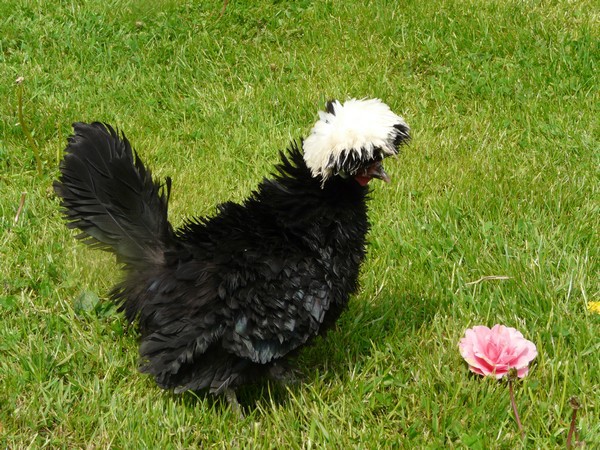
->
[54, 122, 173, 267]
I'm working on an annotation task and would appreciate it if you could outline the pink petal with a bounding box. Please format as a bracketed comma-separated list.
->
[470, 326, 494, 361]
[459, 324, 537, 379]
[461, 328, 479, 355]
[472, 354, 495, 374]
[509, 340, 538, 368]
[502, 324, 524, 339]
[471, 326, 492, 351]
[459, 334, 475, 359]
[468, 365, 485, 376]
[493, 367, 509, 379]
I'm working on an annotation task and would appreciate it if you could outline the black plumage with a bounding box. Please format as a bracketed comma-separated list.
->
[54, 99, 409, 400]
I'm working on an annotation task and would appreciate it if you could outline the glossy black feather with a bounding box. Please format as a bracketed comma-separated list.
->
[55, 127, 372, 394]
[54, 122, 173, 267]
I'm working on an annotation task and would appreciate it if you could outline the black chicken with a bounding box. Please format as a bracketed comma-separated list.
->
[54, 98, 410, 409]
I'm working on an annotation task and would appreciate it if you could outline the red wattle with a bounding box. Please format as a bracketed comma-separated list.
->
[355, 176, 371, 186]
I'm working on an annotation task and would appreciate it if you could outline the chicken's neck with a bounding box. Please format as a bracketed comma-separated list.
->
[253, 143, 370, 235]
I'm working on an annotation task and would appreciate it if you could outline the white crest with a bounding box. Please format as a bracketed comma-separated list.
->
[303, 98, 409, 183]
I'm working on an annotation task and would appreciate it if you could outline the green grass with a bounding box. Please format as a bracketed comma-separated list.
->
[1, 0, 598, 447]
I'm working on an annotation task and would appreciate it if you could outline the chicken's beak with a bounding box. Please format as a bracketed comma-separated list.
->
[366, 161, 391, 183]
[353, 160, 392, 186]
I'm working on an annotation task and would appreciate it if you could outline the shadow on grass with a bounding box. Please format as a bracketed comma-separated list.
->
[298, 291, 439, 373]
[176, 379, 294, 418]
[176, 291, 439, 416]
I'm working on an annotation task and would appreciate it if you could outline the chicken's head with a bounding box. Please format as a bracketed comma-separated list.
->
[303, 98, 410, 187]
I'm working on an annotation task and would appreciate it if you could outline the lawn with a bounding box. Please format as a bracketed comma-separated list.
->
[0, 0, 598, 447]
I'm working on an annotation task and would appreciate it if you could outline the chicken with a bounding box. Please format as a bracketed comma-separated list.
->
[54, 98, 410, 408]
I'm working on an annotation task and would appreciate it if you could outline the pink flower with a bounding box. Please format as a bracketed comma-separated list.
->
[459, 325, 537, 379]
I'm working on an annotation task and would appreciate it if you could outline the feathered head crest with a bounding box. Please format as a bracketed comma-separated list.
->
[303, 98, 409, 185]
